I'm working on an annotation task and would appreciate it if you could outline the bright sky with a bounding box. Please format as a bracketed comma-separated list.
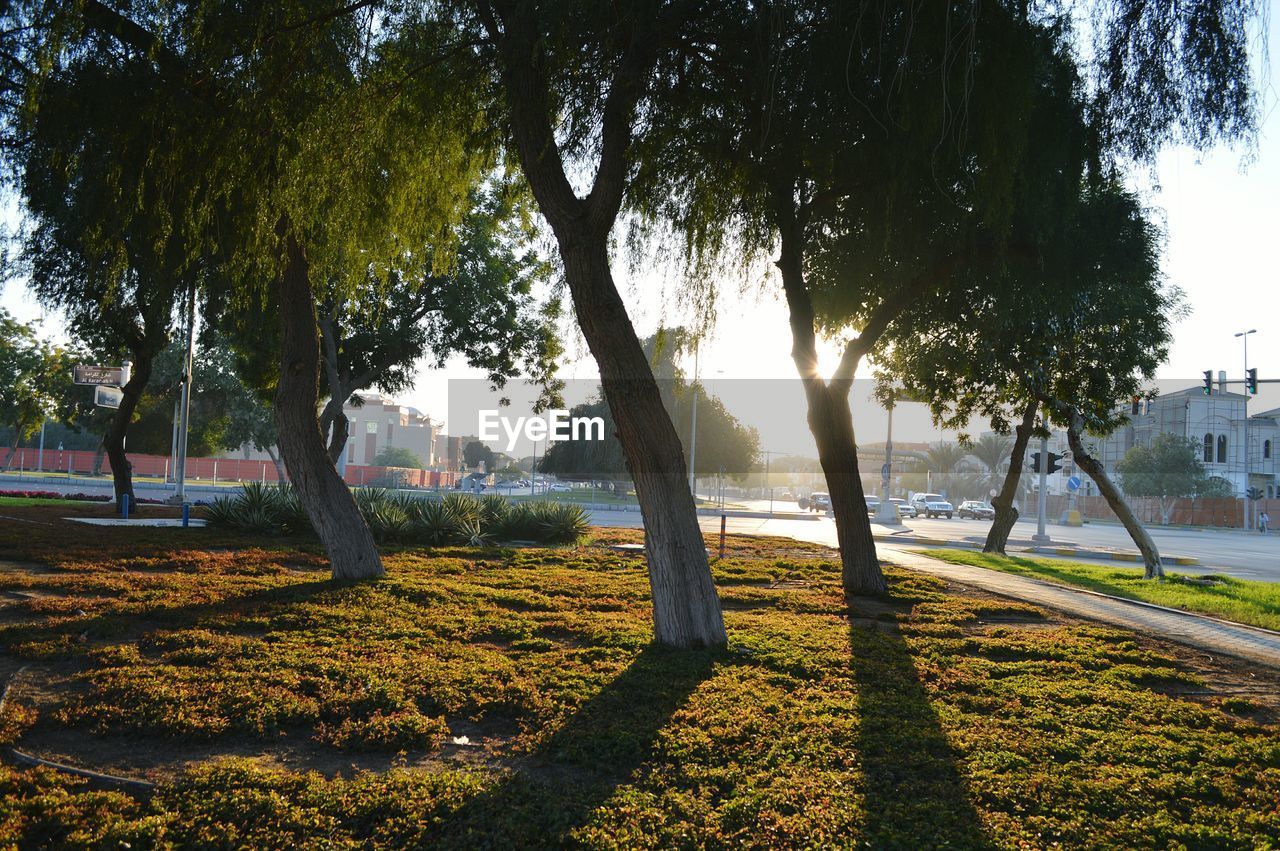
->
[3, 13, 1277, 453]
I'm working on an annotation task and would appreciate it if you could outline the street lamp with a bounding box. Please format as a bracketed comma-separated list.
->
[1235, 329, 1257, 529]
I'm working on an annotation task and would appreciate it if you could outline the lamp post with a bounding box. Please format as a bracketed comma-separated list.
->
[1236, 329, 1257, 529]
[687, 344, 698, 501]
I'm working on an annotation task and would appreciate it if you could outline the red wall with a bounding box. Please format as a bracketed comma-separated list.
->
[7, 448, 458, 490]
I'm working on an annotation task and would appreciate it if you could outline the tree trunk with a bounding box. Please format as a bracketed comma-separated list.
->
[985, 402, 1037, 554]
[92, 437, 107, 476]
[323, 404, 350, 465]
[560, 243, 726, 647]
[1067, 419, 1163, 578]
[806, 382, 885, 595]
[2, 433, 19, 473]
[275, 232, 383, 580]
[104, 356, 153, 511]
[266, 445, 287, 484]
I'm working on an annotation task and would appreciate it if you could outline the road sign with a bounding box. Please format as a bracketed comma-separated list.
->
[73, 365, 125, 386]
[880, 463, 890, 479]
[1067, 475, 1081, 491]
[94, 386, 123, 409]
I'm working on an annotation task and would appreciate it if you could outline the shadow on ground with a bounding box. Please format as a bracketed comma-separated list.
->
[848, 596, 994, 850]
[427, 644, 716, 848]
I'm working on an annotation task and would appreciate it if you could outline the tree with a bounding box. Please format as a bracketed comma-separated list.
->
[463, 1, 727, 646]
[0, 312, 70, 470]
[1117, 434, 1216, 525]
[11, 44, 191, 507]
[27, 0, 501, 579]
[968, 435, 1015, 496]
[462, 441, 495, 473]
[540, 382, 759, 492]
[372, 447, 425, 470]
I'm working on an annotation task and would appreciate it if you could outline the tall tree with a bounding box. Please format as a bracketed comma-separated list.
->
[0, 311, 70, 470]
[462, 1, 727, 646]
[25, 0, 500, 579]
[1117, 433, 1216, 525]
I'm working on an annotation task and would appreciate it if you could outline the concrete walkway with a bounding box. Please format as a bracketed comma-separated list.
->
[879, 544, 1280, 669]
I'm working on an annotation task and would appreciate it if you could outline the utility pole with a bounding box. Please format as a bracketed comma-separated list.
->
[173, 286, 196, 502]
[1033, 414, 1051, 544]
[875, 392, 902, 523]
[37, 420, 45, 473]
[1236, 329, 1256, 530]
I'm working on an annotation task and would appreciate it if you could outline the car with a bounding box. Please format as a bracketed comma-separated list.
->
[865, 495, 881, 514]
[887, 497, 915, 518]
[548, 483, 572, 493]
[809, 491, 831, 512]
[910, 492, 954, 519]
[958, 500, 996, 520]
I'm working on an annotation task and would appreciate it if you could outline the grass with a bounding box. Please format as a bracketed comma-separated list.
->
[0, 503, 1274, 847]
[920, 548, 1280, 632]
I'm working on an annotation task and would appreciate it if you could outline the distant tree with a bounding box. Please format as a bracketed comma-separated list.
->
[372, 447, 425, 470]
[968, 435, 1015, 494]
[463, 441, 495, 473]
[1117, 434, 1218, 525]
[0, 312, 71, 470]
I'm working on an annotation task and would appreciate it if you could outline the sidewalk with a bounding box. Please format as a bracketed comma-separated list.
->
[879, 544, 1280, 669]
[871, 529, 1202, 565]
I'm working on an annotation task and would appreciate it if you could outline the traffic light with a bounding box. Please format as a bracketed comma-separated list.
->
[1029, 452, 1041, 473]
[1046, 452, 1063, 474]
[1247, 368, 1258, 395]
[1203, 370, 1213, 395]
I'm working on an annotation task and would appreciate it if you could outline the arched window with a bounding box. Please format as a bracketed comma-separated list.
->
[1203, 433, 1214, 463]
[1265, 440, 1272, 460]
[1217, 434, 1228, 464]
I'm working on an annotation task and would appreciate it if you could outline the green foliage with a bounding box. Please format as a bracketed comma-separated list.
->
[206, 484, 590, 547]
[1118, 434, 1218, 507]
[922, 549, 1280, 633]
[0, 517, 1275, 847]
[0, 311, 72, 454]
[372, 447, 426, 470]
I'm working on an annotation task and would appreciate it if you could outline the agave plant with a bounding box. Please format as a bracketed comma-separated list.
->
[203, 495, 242, 529]
[237, 481, 284, 519]
[275, 484, 313, 536]
[538, 503, 590, 544]
[365, 500, 412, 544]
[457, 517, 493, 548]
[409, 498, 464, 546]
[441, 493, 481, 525]
[479, 494, 510, 529]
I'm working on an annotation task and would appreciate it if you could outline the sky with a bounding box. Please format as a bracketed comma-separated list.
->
[3, 13, 1278, 455]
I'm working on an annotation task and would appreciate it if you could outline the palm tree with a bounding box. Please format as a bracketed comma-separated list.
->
[968, 433, 1014, 493]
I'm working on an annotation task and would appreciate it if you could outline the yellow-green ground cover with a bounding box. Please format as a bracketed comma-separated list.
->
[0, 502, 1276, 848]
[921, 548, 1280, 632]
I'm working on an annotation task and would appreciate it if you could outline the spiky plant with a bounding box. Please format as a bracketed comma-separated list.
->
[203, 495, 242, 529]
[409, 499, 464, 546]
[441, 493, 481, 525]
[275, 484, 313, 536]
[538, 503, 590, 544]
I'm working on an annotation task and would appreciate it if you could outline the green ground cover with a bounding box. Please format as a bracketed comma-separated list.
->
[921, 548, 1280, 632]
[0, 504, 1274, 848]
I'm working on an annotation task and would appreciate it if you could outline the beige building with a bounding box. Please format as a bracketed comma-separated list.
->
[342, 393, 439, 468]
[237, 393, 440, 470]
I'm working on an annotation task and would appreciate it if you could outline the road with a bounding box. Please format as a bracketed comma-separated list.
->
[587, 508, 1280, 582]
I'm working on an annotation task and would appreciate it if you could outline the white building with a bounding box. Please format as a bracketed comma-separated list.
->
[1087, 386, 1279, 498]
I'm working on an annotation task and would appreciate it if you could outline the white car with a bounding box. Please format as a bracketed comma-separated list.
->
[910, 493, 954, 519]
[548, 483, 572, 493]
[887, 497, 916, 518]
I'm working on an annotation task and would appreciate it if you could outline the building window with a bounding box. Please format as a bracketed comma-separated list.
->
[1203, 433, 1214, 463]
[1266, 440, 1272, 460]
[1217, 434, 1228, 464]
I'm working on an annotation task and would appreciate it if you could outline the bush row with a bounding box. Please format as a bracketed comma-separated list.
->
[205, 483, 590, 546]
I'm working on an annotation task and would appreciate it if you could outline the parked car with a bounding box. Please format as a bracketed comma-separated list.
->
[957, 500, 995, 520]
[888, 497, 915, 518]
[809, 491, 831, 512]
[910, 493, 954, 519]
[865, 496, 881, 514]
[548, 483, 572, 493]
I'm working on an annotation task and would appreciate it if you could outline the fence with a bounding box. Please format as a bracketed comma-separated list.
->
[1044, 493, 1278, 529]
[1, 448, 459, 490]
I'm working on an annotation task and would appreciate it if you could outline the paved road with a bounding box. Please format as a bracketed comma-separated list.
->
[588, 508, 1280, 582]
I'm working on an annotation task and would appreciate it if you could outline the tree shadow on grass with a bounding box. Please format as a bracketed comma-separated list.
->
[848, 605, 994, 850]
[428, 644, 718, 849]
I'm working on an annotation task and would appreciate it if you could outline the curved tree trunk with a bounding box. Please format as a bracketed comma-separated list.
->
[266, 445, 287, 484]
[104, 356, 154, 511]
[92, 437, 107, 476]
[1067, 418, 1163, 579]
[324, 404, 350, 465]
[985, 401, 1037, 554]
[275, 233, 383, 581]
[562, 242, 726, 647]
[806, 382, 885, 595]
